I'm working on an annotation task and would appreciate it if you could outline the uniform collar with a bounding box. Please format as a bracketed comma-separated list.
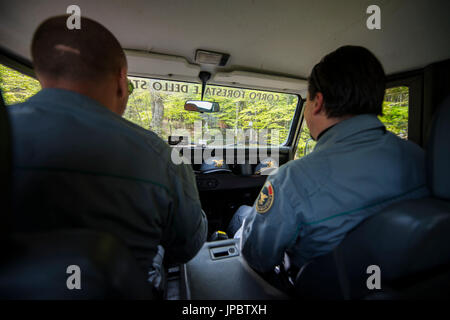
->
[316, 123, 337, 141]
[314, 114, 386, 151]
[28, 88, 118, 118]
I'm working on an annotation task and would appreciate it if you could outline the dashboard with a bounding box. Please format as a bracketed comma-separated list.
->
[192, 159, 277, 236]
[169, 144, 292, 236]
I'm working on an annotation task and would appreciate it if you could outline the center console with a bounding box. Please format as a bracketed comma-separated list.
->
[179, 239, 288, 300]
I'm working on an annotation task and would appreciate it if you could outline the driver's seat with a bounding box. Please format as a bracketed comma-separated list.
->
[0, 91, 153, 299]
[294, 96, 450, 300]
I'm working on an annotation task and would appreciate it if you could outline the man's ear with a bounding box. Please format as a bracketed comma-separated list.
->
[312, 92, 325, 115]
[117, 67, 128, 98]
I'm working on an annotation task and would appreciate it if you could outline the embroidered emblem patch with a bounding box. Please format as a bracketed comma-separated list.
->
[256, 181, 274, 214]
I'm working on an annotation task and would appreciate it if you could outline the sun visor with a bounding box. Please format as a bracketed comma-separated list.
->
[125, 50, 201, 82]
[125, 50, 307, 95]
[212, 71, 307, 95]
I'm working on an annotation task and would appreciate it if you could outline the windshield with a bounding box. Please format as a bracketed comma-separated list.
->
[125, 76, 299, 147]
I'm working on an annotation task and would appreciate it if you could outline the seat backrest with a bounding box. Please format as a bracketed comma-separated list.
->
[0, 229, 154, 299]
[295, 198, 450, 299]
[427, 95, 450, 200]
[0, 92, 12, 241]
[295, 95, 450, 300]
[0, 90, 152, 300]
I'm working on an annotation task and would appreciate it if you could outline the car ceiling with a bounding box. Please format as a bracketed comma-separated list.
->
[1, 0, 449, 81]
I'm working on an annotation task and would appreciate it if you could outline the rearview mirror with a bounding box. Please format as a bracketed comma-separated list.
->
[184, 100, 220, 113]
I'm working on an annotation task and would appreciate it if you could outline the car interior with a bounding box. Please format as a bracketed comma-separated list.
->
[0, 0, 449, 300]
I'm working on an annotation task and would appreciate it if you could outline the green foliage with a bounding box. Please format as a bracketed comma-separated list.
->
[295, 125, 316, 159]
[124, 79, 203, 141]
[378, 86, 409, 139]
[0, 64, 41, 105]
[294, 86, 409, 158]
[123, 88, 153, 129]
[124, 79, 298, 146]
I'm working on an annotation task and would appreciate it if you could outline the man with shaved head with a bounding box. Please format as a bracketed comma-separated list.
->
[8, 16, 207, 285]
[31, 15, 128, 115]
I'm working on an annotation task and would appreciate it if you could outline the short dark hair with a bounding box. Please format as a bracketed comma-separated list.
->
[31, 15, 126, 82]
[307, 46, 386, 117]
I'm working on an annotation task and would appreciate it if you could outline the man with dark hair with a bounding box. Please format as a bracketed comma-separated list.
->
[8, 16, 207, 274]
[230, 46, 429, 280]
[307, 46, 386, 119]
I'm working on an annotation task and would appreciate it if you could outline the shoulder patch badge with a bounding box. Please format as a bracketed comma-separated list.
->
[256, 181, 275, 214]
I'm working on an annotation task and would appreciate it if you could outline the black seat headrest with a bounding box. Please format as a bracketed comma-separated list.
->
[427, 95, 450, 200]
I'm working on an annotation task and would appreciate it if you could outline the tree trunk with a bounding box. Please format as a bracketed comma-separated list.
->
[151, 94, 164, 135]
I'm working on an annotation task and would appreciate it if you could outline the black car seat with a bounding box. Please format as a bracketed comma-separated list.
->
[0, 91, 153, 299]
[294, 95, 450, 300]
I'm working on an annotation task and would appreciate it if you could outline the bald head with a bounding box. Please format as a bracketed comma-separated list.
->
[32, 15, 126, 81]
[31, 15, 129, 115]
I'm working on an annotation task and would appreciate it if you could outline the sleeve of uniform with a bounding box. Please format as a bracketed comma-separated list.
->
[162, 162, 208, 265]
[240, 169, 301, 273]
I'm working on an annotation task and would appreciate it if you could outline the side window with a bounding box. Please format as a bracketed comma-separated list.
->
[294, 86, 409, 159]
[379, 86, 409, 139]
[295, 124, 316, 159]
[0, 64, 41, 105]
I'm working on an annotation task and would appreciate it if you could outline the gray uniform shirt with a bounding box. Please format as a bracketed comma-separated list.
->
[241, 114, 429, 273]
[8, 88, 207, 270]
